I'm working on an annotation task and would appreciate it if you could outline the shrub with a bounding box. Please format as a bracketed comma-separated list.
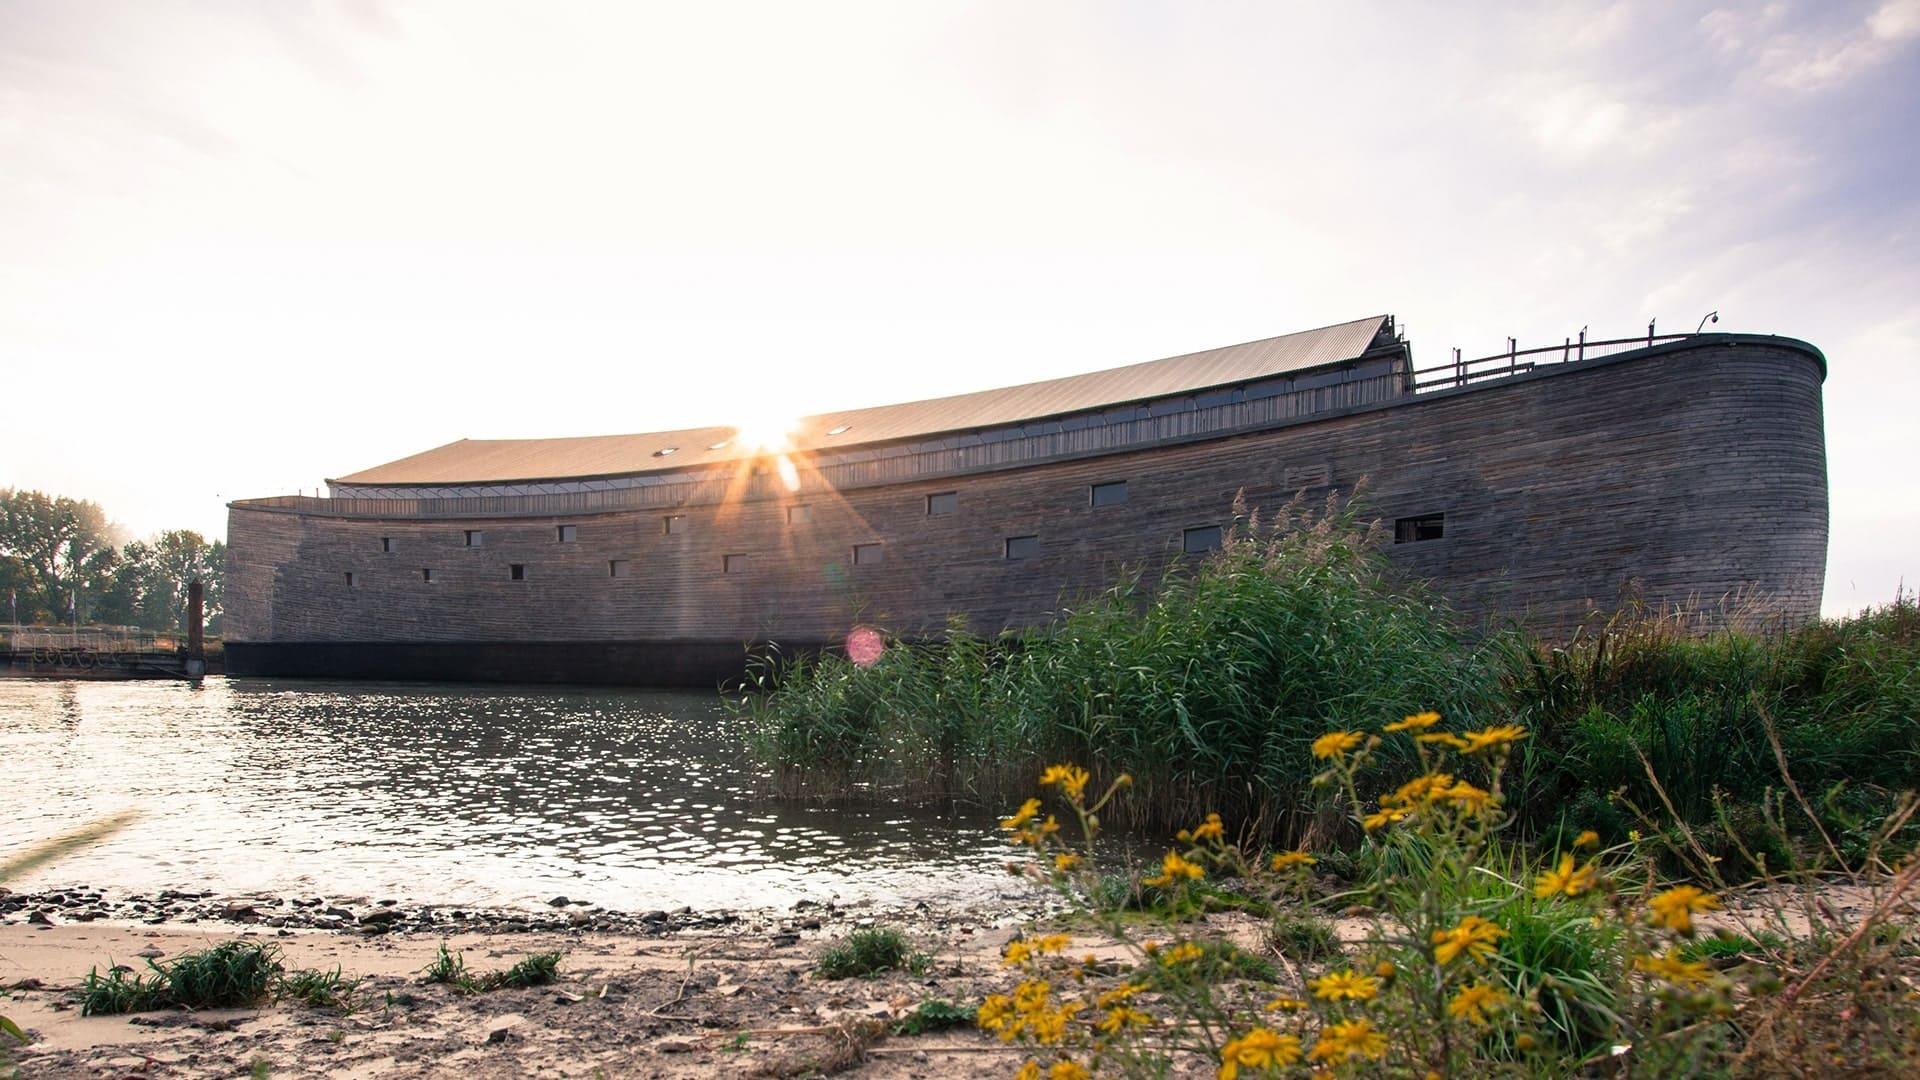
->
[816, 927, 922, 980]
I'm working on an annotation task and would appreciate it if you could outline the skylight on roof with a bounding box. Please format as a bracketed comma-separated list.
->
[708, 440, 731, 450]
[654, 447, 678, 457]
[826, 424, 852, 436]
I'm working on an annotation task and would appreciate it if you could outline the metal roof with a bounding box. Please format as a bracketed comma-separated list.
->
[333, 315, 1393, 486]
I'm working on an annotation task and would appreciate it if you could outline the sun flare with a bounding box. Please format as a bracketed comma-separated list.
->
[733, 413, 799, 454]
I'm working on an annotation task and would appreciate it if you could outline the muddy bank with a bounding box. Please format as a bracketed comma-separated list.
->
[0, 890, 1097, 1078]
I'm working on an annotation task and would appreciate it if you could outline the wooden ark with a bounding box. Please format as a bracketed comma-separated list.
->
[224, 316, 1828, 685]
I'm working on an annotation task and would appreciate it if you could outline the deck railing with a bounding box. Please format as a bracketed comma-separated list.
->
[1410, 330, 1696, 392]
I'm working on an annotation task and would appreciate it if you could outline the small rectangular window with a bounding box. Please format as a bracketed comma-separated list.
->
[1183, 525, 1224, 555]
[787, 505, 812, 525]
[557, 525, 577, 543]
[343, 571, 356, 587]
[1090, 481, 1128, 508]
[422, 568, 433, 582]
[852, 542, 884, 566]
[1005, 535, 1039, 561]
[509, 563, 526, 580]
[609, 559, 629, 578]
[926, 492, 958, 517]
[464, 530, 483, 548]
[723, 553, 748, 574]
[1394, 514, 1445, 544]
[664, 515, 686, 535]
[381, 537, 393, 553]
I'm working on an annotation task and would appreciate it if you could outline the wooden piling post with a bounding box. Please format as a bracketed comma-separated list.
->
[187, 580, 206, 678]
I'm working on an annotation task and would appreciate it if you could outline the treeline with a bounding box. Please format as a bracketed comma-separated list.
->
[0, 488, 224, 635]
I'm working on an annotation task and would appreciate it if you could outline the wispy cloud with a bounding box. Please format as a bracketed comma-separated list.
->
[0, 0, 1913, 613]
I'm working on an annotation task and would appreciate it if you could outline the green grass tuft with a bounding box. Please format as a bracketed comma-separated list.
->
[816, 927, 923, 980]
[892, 998, 976, 1035]
[1266, 912, 1343, 963]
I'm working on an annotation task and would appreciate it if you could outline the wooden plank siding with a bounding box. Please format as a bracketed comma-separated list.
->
[224, 337, 1826, 683]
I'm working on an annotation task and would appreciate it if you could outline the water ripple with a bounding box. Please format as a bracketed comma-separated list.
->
[0, 678, 1026, 911]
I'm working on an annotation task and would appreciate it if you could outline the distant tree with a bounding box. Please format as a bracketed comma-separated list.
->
[0, 489, 122, 623]
[124, 530, 225, 635]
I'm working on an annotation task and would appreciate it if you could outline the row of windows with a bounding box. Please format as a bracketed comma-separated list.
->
[347, 525, 1226, 587]
[376, 481, 1155, 553]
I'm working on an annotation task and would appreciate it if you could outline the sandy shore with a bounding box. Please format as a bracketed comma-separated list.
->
[0, 904, 1103, 1078]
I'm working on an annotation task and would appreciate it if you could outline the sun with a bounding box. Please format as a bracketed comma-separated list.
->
[733, 412, 798, 454]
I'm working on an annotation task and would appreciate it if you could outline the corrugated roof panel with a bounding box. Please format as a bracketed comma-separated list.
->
[334, 315, 1390, 486]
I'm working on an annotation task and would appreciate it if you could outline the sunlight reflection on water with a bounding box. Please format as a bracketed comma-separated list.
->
[0, 678, 1028, 911]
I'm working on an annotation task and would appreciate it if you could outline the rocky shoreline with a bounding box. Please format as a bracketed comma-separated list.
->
[0, 882, 1058, 942]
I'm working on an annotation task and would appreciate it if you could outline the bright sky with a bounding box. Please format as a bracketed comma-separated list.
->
[3, 1, 1915, 616]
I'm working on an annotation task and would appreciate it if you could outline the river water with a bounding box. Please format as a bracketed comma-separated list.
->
[0, 678, 1025, 912]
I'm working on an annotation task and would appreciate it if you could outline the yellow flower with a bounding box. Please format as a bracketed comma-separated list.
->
[1264, 996, 1307, 1012]
[1648, 885, 1720, 934]
[1013, 979, 1051, 1013]
[1308, 969, 1379, 1002]
[1049, 1058, 1090, 1080]
[1440, 780, 1494, 812]
[1218, 1027, 1304, 1078]
[979, 994, 1014, 1033]
[1192, 813, 1226, 842]
[1053, 852, 1081, 872]
[1308, 1018, 1388, 1063]
[1034, 933, 1071, 954]
[1459, 724, 1529, 755]
[1362, 806, 1411, 831]
[1374, 960, 1396, 980]
[1159, 942, 1205, 966]
[1001, 798, 1042, 830]
[1416, 732, 1469, 751]
[1098, 1005, 1151, 1034]
[1144, 850, 1205, 887]
[1431, 915, 1507, 965]
[1096, 982, 1145, 1008]
[1003, 939, 1033, 967]
[1016, 1061, 1042, 1080]
[1574, 829, 1600, 849]
[1534, 853, 1600, 899]
[1633, 950, 1715, 986]
[1387, 772, 1453, 806]
[1038, 764, 1091, 800]
[1446, 982, 1508, 1025]
[1312, 730, 1364, 760]
[1269, 850, 1317, 871]
[1385, 710, 1442, 733]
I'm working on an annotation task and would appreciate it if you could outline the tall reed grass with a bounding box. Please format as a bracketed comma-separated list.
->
[738, 493, 1920, 851]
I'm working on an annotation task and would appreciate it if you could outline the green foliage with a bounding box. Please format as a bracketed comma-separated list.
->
[1138, 939, 1278, 988]
[743, 493, 1920, 854]
[487, 953, 561, 990]
[78, 964, 167, 1016]
[79, 942, 281, 1016]
[420, 945, 560, 993]
[816, 927, 923, 980]
[277, 966, 361, 1011]
[741, 497, 1491, 835]
[1500, 594, 1920, 841]
[420, 943, 475, 991]
[1267, 913, 1343, 964]
[893, 998, 977, 1035]
[0, 487, 223, 632]
[156, 941, 282, 1009]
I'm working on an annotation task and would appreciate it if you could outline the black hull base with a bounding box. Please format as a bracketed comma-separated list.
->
[222, 640, 830, 689]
